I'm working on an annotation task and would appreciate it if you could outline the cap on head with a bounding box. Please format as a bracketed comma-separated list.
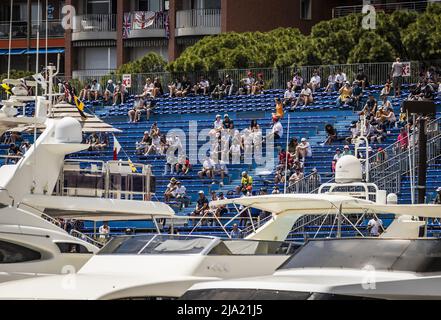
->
[301, 138, 307, 142]
[108, 79, 113, 83]
[437, 187, 441, 192]
[344, 145, 349, 149]
[242, 171, 247, 176]
[216, 114, 221, 118]
[198, 190, 204, 195]
[224, 113, 229, 118]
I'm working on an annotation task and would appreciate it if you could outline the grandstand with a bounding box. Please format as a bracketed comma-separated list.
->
[5, 69, 441, 240]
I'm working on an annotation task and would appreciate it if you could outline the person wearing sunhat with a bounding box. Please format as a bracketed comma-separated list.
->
[236, 171, 253, 195]
[332, 148, 342, 172]
[434, 187, 441, 204]
[164, 177, 178, 202]
[342, 145, 353, 156]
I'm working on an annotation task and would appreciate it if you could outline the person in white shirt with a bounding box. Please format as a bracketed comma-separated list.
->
[194, 76, 210, 95]
[173, 181, 190, 209]
[214, 159, 228, 180]
[293, 83, 313, 108]
[283, 87, 296, 106]
[89, 79, 101, 100]
[334, 70, 346, 90]
[325, 72, 336, 92]
[367, 216, 383, 236]
[309, 72, 321, 92]
[268, 116, 283, 141]
[296, 137, 312, 160]
[198, 156, 215, 178]
[99, 222, 110, 241]
[213, 114, 223, 131]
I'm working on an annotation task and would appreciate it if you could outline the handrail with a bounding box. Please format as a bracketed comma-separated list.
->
[70, 229, 103, 248]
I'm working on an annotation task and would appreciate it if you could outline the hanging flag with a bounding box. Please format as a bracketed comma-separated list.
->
[123, 12, 132, 39]
[165, 12, 170, 39]
[127, 158, 137, 173]
[65, 84, 87, 119]
[1, 83, 11, 95]
[32, 73, 47, 90]
[113, 135, 121, 160]
[133, 11, 156, 29]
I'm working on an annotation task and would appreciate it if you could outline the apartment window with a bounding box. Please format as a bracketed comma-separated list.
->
[87, 0, 112, 14]
[300, 0, 312, 20]
[138, 0, 165, 11]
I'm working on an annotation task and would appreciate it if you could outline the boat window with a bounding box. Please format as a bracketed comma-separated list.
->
[180, 289, 380, 300]
[55, 243, 92, 254]
[140, 236, 213, 254]
[208, 240, 301, 256]
[0, 240, 41, 263]
[98, 235, 155, 254]
[279, 238, 441, 273]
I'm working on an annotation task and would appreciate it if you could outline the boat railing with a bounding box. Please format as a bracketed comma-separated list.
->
[287, 171, 322, 194]
[70, 229, 104, 248]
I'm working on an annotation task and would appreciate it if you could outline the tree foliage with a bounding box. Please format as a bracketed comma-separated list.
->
[116, 52, 167, 74]
[126, 4, 441, 73]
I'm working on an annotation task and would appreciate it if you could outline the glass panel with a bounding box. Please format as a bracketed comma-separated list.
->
[87, 0, 110, 14]
[0, 240, 41, 263]
[98, 235, 155, 254]
[140, 235, 213, 254]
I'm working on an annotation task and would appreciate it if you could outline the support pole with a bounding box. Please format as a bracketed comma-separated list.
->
[337, 204, 342, 238]
[417, 117, 427, 204]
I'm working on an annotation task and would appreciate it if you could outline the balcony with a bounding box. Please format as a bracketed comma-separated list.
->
[124, 11, 168, 39]
[0, 20, 64, 39]
[175, 9, 221, 37]
[332, 0, 436, 18]
[72, 14, 117, 41]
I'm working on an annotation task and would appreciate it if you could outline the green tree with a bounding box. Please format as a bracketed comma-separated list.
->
[117, 52, 167, 74]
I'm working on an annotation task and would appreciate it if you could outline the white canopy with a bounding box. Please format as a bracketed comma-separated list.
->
[21, 194, 175, 221]
[210, 194, 441, 217]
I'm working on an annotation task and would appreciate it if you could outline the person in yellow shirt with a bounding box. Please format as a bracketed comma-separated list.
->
[236, 171, 253, 195]
[336, 82, 352, 107]
[274, 97, 284, 119]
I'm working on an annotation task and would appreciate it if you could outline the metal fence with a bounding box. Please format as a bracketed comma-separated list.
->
[0, 20, 64, 39]
[332, 0, 439, 18]
[70, 60, 428, 96]
[73, 14, 117, 33]
[176, 9, 221, 29]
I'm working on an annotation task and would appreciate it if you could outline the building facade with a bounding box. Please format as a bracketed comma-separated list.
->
[0, 0, 432, 77]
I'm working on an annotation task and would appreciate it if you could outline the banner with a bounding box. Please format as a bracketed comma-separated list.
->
[132, 11, 156, 30]
[123, 12, 132, 39]
[122, 74, 132, 88]
[402, 62, 411, 77]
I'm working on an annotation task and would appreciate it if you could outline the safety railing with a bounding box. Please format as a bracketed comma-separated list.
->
[124, 11, 168, 30]
[73, 14, 117, 33]
[176, 9, 221, 29]
[333, 0, 438, 18]
[56, 159, 153, 200]
[287, 171, 322, 194]
[70, 229, 103, 248]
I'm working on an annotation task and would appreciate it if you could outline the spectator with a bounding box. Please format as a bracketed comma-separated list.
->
[397, 127, 409, 150]
[239, 71, 255, 95]
[164, 177, 178, 202]
[367, 216, 383, 236]
[250, 119, 260, 132]
[198, 156, 215, 179]
[336, 81, 352, 107]
[380, 81, 391, 103]
[433, 187, 441, 204]
[168, 78, 182, 98]
[324, 124, 338, 145]
[292, 72, 304, 91]
[152, 77, 164, 97]
[421, 79, 436, 101]
[139, 78, 154, 99]
[342, 145, 353, 156]
[391, 57, 403, 98]
[279, 149, 293, 168]
[19, 141, 31, 154]
[99, 222, 110, 241]
[332, 148, 342, 172]
[89, 79, 101, 101]
[86, 132, 105, 150]
[6, 143, 22, 164]
[289, 168, 304, 186]
[136, 131, 152, 155]
[274, 98, 284, 118]
[230, 223, 242, 239]
[383, 107, 396, 128]
[191, 191, 210, 222]
[211, 78, 226, 99]
[288, 137, 298, 155]
[334, 69, 346, 90]
[269, 115, 283, 141]
[361, 94, 378, 116]
[309, 71, 321, 93]
[176, 155, 191, 175]
[79, 82, 91, 101]
[296, 137, 312, 161]
[223, 74, 234, 96]
[355, 67, 369, 90]
[350, 81, 363, 110]
[293, 83, 313, 109]
[193, 76, 210, 96]
[223, 114, 234, 130]
[283, 87, 296, 107]
[375, 147, 387, 164]
[112, 81, 126, 106]
[213, 114, 223, 131]
[252, 73, 265, 94]
[346, 122, 360, 144]
[325, 71, 336, 92]
[213, 159, 228, 182]
[145, 131, 161, 155]
[309, 168, 321, 186]
[180, 76, 192, 97]
[236, 171, 253, 195]
[103, 79, 115, 103]
[272, 186, 280, 194]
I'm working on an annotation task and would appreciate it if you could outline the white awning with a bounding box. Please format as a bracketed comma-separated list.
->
[210, 194, 441, 217]
[21, 195, 175, 221]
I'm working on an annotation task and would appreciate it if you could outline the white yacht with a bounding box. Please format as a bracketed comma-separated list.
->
[0, 65, 175, 283]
